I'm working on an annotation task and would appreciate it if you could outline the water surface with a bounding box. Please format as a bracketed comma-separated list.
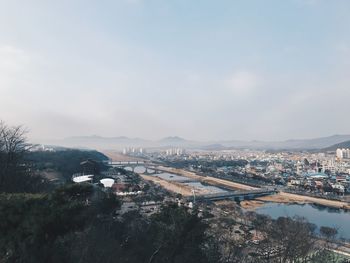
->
[255, 203, 350, 240]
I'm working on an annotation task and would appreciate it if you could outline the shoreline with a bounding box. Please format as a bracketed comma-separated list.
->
[157, 166, 258, 191]
[140, 174, 193, 196]
[241, 192, 350, 210]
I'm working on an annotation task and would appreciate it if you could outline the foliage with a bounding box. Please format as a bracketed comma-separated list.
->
[0, 183, 122, 263]
[57, 203, 210, 263]
[0, 183, 211, 263]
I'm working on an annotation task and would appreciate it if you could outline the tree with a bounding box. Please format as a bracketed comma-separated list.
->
[146, 203, 209, 263]
[311, 226, 340, 263]
[0, 121, 26, 185]
[0, 183, 108, 263]
[252, 216, 316, 263]
[26, 149, 109, 181]
[320, 226, 338, 241]
[0, 121, 47, 193]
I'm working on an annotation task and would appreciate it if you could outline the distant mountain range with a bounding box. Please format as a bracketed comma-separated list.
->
[322, 140, 350, 151]
[221, 134, 350, 151]
[39, 134, 350, 151]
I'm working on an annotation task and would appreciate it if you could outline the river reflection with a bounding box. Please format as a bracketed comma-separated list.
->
[255, 203, 350, 240]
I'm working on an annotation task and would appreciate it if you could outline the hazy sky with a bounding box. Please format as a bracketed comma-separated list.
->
[0, 0, 349, 141]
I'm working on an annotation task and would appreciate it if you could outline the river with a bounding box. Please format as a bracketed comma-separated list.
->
[130, 166, 227, 195]
[128, 166, 350, 239]
[255, 203, 350, 240]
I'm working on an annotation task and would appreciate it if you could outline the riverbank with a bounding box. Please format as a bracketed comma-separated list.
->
[240, 200, 266, 209]
[156, 167, 350, 209]
[241, 192, 350, 210]
[141, 166, 350, 210]
[158, 166, 258, 191]
[260, 192, 350, 210]
[140, 174, 193, 196]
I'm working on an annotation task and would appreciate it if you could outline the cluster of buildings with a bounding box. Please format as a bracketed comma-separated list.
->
[336, 148, 350, 159]
[29, 144, 56, 152]
[145, 149, 350, 197]
[288, 174, 348, 195]
[71, 162, 166, 216]
[165, 148, 185, 156]
[122, 147, 145, 155]
[72, 160, 142, 194]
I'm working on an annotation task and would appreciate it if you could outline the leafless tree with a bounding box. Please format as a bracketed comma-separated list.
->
[249, 216, 317, 263]
[0, 120, 30, 191]
[311, 226, 340, 263]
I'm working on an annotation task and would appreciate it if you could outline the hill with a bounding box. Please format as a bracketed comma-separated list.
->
[213, 135, 350, 150]
[26, 149, 109, 181]
[322, 140, 350, 151]
[40, 134, 350, 151]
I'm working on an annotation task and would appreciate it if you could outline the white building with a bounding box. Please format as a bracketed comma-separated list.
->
[322, 158, 337, 174]
[336, 148, 350, 159]
[166, 148, 184, 156]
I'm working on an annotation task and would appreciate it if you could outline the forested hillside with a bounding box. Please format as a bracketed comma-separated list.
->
[26, 149, 109, 180]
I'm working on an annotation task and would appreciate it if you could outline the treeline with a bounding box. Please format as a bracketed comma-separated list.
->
[0, 184, 120, 262]
[0, 121, 109, 193]
[0, 184, 209, 263]
[1, 184, 347, 263]
[0, 122, 50, 193]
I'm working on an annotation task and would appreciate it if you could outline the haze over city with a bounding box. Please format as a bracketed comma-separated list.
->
[3, 1, 350, 262]
[1, 0, 350, 142]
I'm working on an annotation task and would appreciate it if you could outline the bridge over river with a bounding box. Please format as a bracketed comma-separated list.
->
[108, 161, 277, 201]
[108, 161, 160, 174]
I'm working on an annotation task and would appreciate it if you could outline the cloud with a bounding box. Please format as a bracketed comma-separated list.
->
[336, 42, 350, 54]
[0, 1, 349, 141]
[0, 45, 34, 99]
[0, 45, 29, 72]
[226, 71, 259, 97]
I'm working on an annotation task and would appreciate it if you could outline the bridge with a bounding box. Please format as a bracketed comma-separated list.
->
[108, 161, 160, 174]
[108, 161, 147, 166]
[188, 188, 277, 202]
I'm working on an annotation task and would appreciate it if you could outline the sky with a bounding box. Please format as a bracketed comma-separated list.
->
[0, 0, 349, 142]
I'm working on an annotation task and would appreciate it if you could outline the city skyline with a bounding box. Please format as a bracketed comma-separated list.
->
[1, 0, 350, 141]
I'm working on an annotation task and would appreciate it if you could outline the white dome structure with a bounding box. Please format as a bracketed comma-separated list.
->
[100, 178, 115, 188]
